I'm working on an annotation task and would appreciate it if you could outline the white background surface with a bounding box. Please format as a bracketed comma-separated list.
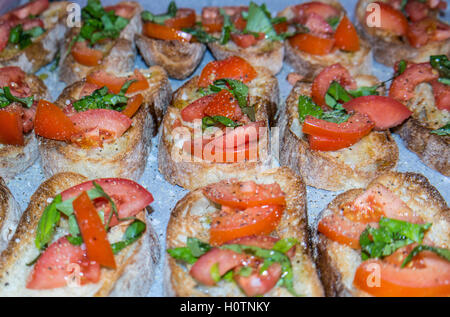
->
[2, 0, 449, 296]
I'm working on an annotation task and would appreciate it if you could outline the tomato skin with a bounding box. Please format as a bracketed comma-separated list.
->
[292, 2, 341, 21]
[367, 2, 409, 36]
[318, 213, 366, 248]
[343, 96, 412, 130]
[430, 79, 450, 111]
[34, 100, 78, 141]
[0, 109, 24, 146]
[210, 204, 284, 246]
[405, 0, 429, 22]
[122, 93, 143, 118]
[164, 8, 196, 29]
[231, 33, 263, 48]
[198, 56, 257, 88]
[9, 0, 49, 20]
[308, 134, 360, 151]
[203, 89, 242, 121]
[104, 3, 135, 19]
[334, 15, 359, 51]
[234, 263, 282, 297]
[143, 22, 192, 42]
[73, 191, 116, 269]
[71, 41, 103, 67]
[407, 18, 450, 48]
[86, 69, 149, 95]
[180, 94, 216, 122]
[289, 33, 335, 56]
[273, 21, 288, 34]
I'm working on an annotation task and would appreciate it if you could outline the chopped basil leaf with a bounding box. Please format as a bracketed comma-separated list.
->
[186, 237, 211, 257]
[244, 1, 281, 42]
[325, 81, 352, 109]
[222, 270, 234, 282]
[111, 219, 146, 254]
[9, 25, 45, 50]
[430, 123, 450, 136]
[211, 79, 255, 121]
[182, 28, 218, 43]
[438, 77, 450, 85]
[297, 95, 323, 122]
[348, 85, 380, 98]
[327, 16, 341, 30]
[167, 247, 198, 264]
[56, 186, 106, 216]
[35, 195, 62, 250]
[0, 87, 34, 108]
[202, 116, 242, 130]
[141, 1, 177, 24]
[272, 238, 298, 253]
[66, 235, 83, 246]
[396, 60, 407, 76]
[238, 266, 253, 277]
[401, 245, 450, 268]
[210, 262, 221, 282]
[430, 55, 450, 78]
[68, 214, 80, 237]
[360, 217, 432, 260]
[219, 8, 234, 45]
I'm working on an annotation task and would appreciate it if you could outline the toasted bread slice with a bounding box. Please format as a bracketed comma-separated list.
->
[0, 2, 69, 73]
[135, 35, 206, 80]
[58, 1, 142, 85]
[315, 172, 449, 296]
[279, 0, 372, 78]
[39, 66, 171, 181]
[394, 82, 449, 176]
[158, 66, 279, 190]
[0, 72, 50, 181]
[0, 172, 160, 296]
[355, 0, 450, 67]
[164, 167, 324, 297]
[0, 177, 21, 253]
[279, 76, 399, 191]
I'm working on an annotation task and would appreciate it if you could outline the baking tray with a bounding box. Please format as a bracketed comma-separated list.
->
[3, 0, 449, 296]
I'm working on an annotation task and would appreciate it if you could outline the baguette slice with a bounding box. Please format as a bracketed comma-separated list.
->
[279, 76, 399, 191]
[315, 172, 449, 296]
[394, 82, 450, 176]
[164, 167, 324, 297]
[0, 2, 69, 73]
[354, 0, 450, 67]
[135, 35, 206, 80]
[158, 66, 279, 190]
[0, 172, 160, 297]
[58, 1, 142, 85]
[279, 0, 372, 78]
[39, 66, 171, 181]
[0, 177, 21, 253]
[0, 72, 50, 181]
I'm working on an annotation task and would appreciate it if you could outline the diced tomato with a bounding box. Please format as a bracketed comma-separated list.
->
[164, 8, 196, 29]
[311, 63, 356, 108]
[143, 22, 192, 42]
[234, 263, 282, 296]
[0, 22, 10, 52]
[304, 12, 334, 36]
[291, 2, 340, 21]
[71, 41, 103, 67]
[60, 178, 154, 227]
[207, 121, 265, 149]
[334, 15, 360, 51]
[34, 100, 78, 141]
[367, 2, 408, 36]
[430, 79, 450, 111]
[407, 18, 450, 48]
[203, 89, 242, 121]
[318, 213, 367, 248]
[86, 69, 149, 95]
[354, 247, 450, 296]
[231, 32, 264, 48]
[203, 179, 286, 209]
[343, 96, 412, 130]
[389, 63, 438, 102]
[209, 204, 284, 246]
[122, 93, 143, 118]
[288, 33, 335, 56]
[201, 6, 247, 33]
[26, 236, 100, 290]
[198, 56, 257, 88]
[273, 21, 288, 34]
[0, 109, 24, 146]
[0, 66, 31, 98]
[10, 0, 49, 20]
[79, 83, 100, 99]
[73, 191, 116, 269]
[104, 3, 135, 19]
[21, 103, 37, 134]
[180, 94, 216, 122]
[308, 134, 360, 151]
[405, 0, 429, 22]
[69, 109, 132, 146]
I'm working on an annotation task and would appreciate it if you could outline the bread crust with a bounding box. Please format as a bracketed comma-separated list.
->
[0, 177, 20, 253]
[280, 80, 398, 191]
[314, 172, 450, 296]
[39, 66, 171, 181]
[58, 1, 142, 85]
[164, 167, 324, 297]
[158, 68, 279, 190]
[0, 172, 160, 296]
[0, 73, 50, 181]
[0, 2, 69, 73]
[354, 0, 450, 67]
[135, 34, 206, 80]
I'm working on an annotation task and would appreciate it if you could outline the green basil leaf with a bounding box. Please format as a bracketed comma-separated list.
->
[219, 8, 234, 45]
[430, 55, 450, 78]
[297, 95, 323, 122]
[68, 214, 80, 237]
[430, 123, 450, 136]
[187, 237, 211, 257]
[401, 245, 450, 268]
[182, 28, 218, 43]
[67, 235, 83, 246]
[55, 187, 105, 216]
[210, 262, 221, 283]
[396, 60, 407, 76]
[213, 78, 250, 113]
[327, 16, 341, 30]
[238, 266, 253, 277]
[72, 85, 129, 112]
[348, 86, 380, 98]
[111, 220, 146, 254]
[325, 81, 352, 109]
[35, 195, 62, 250]
[92, 182, 119, 230]
[438, 77, 450, 85]
[119, 79, 137, 95]
[167, 247, 198, 264]
[272, 238, 298, 253]
[222, 270, 234, 282]
[141, 1, 177, 24]
[8, 25, 21, 44]
[0, 86, 34, 108]
[321, 109, 350, 123]
[202, 116, 242, 130]
[244, 1, 280, 42]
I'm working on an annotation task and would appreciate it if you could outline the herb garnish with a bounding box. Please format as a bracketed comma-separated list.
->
[430, 123, 450, 136]
[9, 25, 45, 49]
[141, 1, 177, 25]
[202, 115, 242, 130]
[0, 87, 34, 108]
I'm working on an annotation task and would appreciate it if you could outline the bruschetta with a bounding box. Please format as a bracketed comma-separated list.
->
[280, 63, 407, 191]
[316, 172, 450, 296]
[201, 2, 286, 75]
[390, 56, 450, 176]
[0, 177, 20, 252]
[164, 167, 324, 297]
[0, 66, 50, 180]
[0, 0, 68, 73]
[355, 0, 450, 67]
[279, 0, 372, 77]
[135, 1, 206, 80]
[0, 172, 159, 296]
[37, 66, 171, 181]
[59, 0, 142, 85]
[158, 56, 279, 190]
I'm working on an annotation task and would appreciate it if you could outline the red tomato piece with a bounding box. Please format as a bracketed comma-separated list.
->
[405, 0, 429, 22]
[121, 93, 143, 118]
[198, 56, 257, 87]
[207, 121, 265, 149]
[143, 22, 192, 42]
[234, 263, 282, 296]
[0, 23, 10, 52]
[343, 96, 412, 130]
[71, 41, 103, 67]
[367, 2, 409, 36]
[292, 2, 340, 21]
[0, 66, 31, 97]
[26, 236, 100, 289]
[10, 0, 49, 20]
[164, 8, 196, 29]
[86, 69, 149, 95]
[430, 79, 450, 111]
[288, 33, 335, 56]
[180, 94, 216, 122]
[334, 15, 360, 51]
[308, 134, 361, 151]
[407, 18, 450, 48]
[104, 3, 135, 19]
[231, 32, 264, 48]
[34, 100, 78, 141]
[0, 109, 24, 145]
[304, 12, 334, 36]
[203, 89, 242, 121]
